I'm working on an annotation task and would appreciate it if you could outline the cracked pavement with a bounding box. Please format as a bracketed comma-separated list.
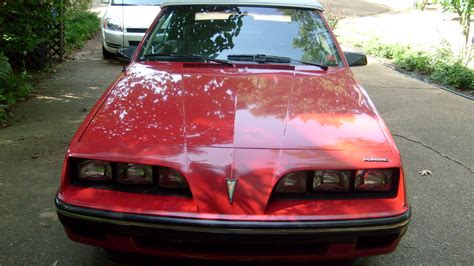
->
[0, 34, 472, 266]
[351, 62, 474, 265]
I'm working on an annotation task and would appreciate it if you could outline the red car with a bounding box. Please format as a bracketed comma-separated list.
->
[56, 0, 410, 262]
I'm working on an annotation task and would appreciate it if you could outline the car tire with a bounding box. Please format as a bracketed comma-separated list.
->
[102, 45, 115, 60]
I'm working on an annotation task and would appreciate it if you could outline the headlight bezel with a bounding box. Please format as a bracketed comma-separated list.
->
[273, 168, 400, 199]
[103, 17, 124, 32]
[69, 158, 191, 197]
[78, 159, 113, 182]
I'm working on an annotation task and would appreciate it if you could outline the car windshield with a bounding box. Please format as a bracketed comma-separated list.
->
[139, 5, 343, 67]
[112, 0, 162, 6]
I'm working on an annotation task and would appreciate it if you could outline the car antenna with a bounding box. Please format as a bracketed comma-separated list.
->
[121, 0, 126, 73]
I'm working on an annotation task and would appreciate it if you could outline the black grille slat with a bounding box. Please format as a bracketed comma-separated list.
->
[127, 28, 147, 33]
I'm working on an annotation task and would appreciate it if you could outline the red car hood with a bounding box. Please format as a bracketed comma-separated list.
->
[79, 62, 391, 152]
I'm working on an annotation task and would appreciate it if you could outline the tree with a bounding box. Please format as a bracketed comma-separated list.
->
[416, 0, 429, 11]
[441, 0, 473, 62]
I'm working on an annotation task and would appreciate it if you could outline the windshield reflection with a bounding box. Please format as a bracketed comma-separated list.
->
[141, 5, 342, 67]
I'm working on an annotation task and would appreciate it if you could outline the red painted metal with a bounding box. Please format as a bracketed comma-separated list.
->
[58, 8, 409, 260]
[60, 63, 407, 219]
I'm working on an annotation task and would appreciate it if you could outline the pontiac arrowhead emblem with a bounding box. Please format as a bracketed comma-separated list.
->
[226, 178, 238, 204]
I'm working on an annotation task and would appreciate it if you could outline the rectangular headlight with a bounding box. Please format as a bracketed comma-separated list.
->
[275, 172, 307, 193]
[158, 168, 189, 189]
[72, 158, 192, 195]
[313, 170, 351, 192]
[273, 168, 398, 198]
[78, 160, 112, 182]
[355, 169, 393, 192]
[117, 163, 153, 185]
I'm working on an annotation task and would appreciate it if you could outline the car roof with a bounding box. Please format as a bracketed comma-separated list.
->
[161, 0, 323, 11]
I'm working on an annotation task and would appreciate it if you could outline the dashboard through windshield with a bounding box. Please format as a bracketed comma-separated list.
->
[139, 5, 343, 67]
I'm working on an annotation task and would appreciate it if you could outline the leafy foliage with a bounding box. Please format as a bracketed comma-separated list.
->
[441, 0, 473, 61]
[0, 53, 32, 107]
[416, 0, 429, 10]
[0, 53, 12, 81]
[432, 60, 474, 89]
[394, 51, 433, 74]
[64, 1, 100, 52]
[324, 0, 344, 29]
[0, 0, 98, 122]
[365, 39, 408, 60]
[0, 0, 56, 68]
[361, 39, 474, 90]
[0, 0, 98, 65]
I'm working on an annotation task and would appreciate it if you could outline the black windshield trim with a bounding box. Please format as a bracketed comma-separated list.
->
[140, 53, 234, 66]
[228, 54, 329, 70]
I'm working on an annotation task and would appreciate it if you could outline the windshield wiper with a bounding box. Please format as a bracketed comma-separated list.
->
[142, 53, 234, 67]
[227, 54, 328, 70]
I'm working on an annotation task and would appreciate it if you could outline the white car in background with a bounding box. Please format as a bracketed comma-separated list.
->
[101, 0, 162, 59]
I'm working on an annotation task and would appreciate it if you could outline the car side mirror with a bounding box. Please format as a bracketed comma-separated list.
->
[117, 46, 137, 63]
[344, 52, 368, 67]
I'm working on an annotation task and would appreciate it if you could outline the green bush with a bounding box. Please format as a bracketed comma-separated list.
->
[394, 51, 433, 74]
[0, 0, 98, 122]
[365, 39, 408, 59]
[0, 1, 54, 69]
[360, 39, 474, 91]
[431, 61, 474, 90]
[0, 53, 12, 81]
[0, 53, 32, 110]
[0, 73, 33, 106]
[64, 4, 100, 52]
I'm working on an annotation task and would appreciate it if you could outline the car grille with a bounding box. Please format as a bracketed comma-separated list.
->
[126, 28, 147, 33]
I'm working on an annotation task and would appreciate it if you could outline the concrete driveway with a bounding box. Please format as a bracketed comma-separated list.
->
[319, 0, 390, 17]
[0, 2, 473, 265]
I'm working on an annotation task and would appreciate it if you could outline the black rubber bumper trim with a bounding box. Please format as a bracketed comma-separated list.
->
[55, 196, 410, 233]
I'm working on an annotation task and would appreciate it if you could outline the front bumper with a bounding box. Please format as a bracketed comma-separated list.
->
[102, 28, 145, 53]
[56, 197, 410, 261]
